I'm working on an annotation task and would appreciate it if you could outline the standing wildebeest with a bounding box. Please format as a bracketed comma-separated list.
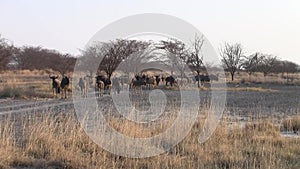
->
[95, 75, 111, 97]
[60, 76, 70, 99]
[155, 75, 161, 86]
[49, 75, 60, 96]
[194, 74, 218, 86]
[130, 74, 146, 91]
[195, 75, 209, 86]
[49, 75, 70, 98]
[96, 79, 105, 97]
[165, 76, 176, 86]
[78, 75, 91, 97]
[145, 76, 155, 89]
[112, 77, 121, 94]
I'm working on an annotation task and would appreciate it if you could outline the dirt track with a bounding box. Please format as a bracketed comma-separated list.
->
[0, 83, 299, 118]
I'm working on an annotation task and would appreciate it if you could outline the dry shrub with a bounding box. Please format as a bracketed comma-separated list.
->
[0, 86, 50, 98]
[245, 121, 280, 137]
[281, 116, 300, 132]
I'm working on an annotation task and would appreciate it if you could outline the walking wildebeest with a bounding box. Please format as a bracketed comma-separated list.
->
[130, 74, 146, 91]
[60, 75, 70, 99]
[78, 75, 91, 97]
[96, 79, 105, 97]
[49, 74, 70, 98]
[195, 74, 218, 82]
[155, 75, 161, 86]
[194, 74, 219, 86]
[165, 76, 176, 86]
[95, 75, 111, 97]
[145, 76, 155, 89]
[49, 74, 60, 96]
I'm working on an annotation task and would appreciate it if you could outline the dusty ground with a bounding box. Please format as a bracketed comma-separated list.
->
[0, 83, 299, 115]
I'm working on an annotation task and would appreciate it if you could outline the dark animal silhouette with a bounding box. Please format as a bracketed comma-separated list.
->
[96, 80, 105, 97]
[60, 76, 70, 99]
[195, 74, 218, 83]
[49, 75, 60, 96]
[145, 76, 155, 89]
[165, 76, 176, 86]
[155, 75, 161, 86]
[130, 74, 146, 91]
[95, 75, 111, 96]
[49, 74, 70, 98]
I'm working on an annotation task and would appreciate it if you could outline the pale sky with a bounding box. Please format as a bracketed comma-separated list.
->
[0, 0, 299, 64]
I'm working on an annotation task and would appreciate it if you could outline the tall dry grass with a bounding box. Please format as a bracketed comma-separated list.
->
[0, 70, 71, 99]
[0, 110, 299, 169]
[226, 72, 300, 85]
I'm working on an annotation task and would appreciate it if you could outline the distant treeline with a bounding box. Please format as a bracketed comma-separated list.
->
[0, 35, 76, 75]
[0, 35, 299, 80]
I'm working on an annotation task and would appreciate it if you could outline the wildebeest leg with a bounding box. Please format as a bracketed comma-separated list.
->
[84, 87, 88, 97]
[99, 87, 103, 97]
[201, 80, 204, 87]
[64, 88, 67, 99]
[61, 88, 64, 99]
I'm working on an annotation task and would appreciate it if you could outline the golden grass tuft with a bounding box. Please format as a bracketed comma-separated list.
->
[281, 116, 300, 133]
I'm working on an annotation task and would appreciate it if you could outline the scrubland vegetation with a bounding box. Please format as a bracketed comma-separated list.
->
[0, 110, 299, 169]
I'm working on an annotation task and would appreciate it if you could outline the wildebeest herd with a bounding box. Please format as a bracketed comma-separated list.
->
[49, 74, 70, 99]
[49, 73, 219, 99]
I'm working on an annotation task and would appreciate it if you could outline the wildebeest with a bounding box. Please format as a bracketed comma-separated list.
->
[165, 76, 176, 86]
[60, 75, 70, 99]
[145, 76, 155, 89]
[96, 80, 105, 97]
[194, 74, 219, 86]
[78, 75, 91, 97]
[112, 77, 121, 94]
[49, 75, 60, 96]
[95, 75, 111, 96]
[130, 74, 147, 91]
[155, 75, 161, 86]
[49, 74, 70, 98]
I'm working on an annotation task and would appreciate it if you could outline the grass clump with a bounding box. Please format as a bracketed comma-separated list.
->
[281, 116, 300, 133]
[0, 86, 51, 99]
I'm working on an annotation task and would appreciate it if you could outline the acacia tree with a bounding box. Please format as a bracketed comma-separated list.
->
[121, 44, 158, 75]
[220, 42, 244, 81]
[271, 60, 298, 82]
[82, 39, 150, 79]
[157, 38, 189, 84]
[54, 54, 76, 76]
[78, 45, 100, 77]
[186, 34, 206, 87]
[101, 39, 150, 79]
[242, 53, 263, 79]
[0, 36, 14, 71]
[281, 61, 298, 77]
[256, 54, 277, 77]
